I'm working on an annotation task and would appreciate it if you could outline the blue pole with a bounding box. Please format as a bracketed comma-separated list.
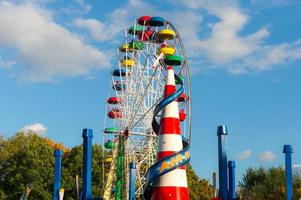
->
[81, 129, 93, 200]
[53, 149, 63, 200]
[129, 162, 136, 200]
[228, 161, 236, 200]
[217, 125, 228, 200]
[283, 145, 293, 200]
[213, 172, 217, 198]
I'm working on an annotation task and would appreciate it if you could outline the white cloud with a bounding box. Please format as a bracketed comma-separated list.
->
[20, 123, 47, 135]
[251, 0, 299, 7]
[172, 0, 270, 63]
[0, 1, 110, 82]
[0, 60, 15, 68]
[74, 18, 112, 42]
[227, 64, 248, 75]
[0, 55, 15, 68]
[259, 151, 276, 162]
[76, 0, 91, 13]
[52, 0, 92, 16]
[166, 0, 301, 74]
[74, 0, 155, 43]
[2, 0, 300, 80]
[239, 40, 301, 72]
[236, 150, 252, 160]
[293, 164, 301, 177]
[76, 0, 300, 75]
[226, 40, 301, 74]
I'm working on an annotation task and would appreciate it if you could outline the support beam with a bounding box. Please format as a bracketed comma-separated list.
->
[213, 172, 217, 198]
[228, 161, 236, 200]
[53, 149, 63, 200]
[217, 125, 228, 200]
[283, 145, 293, 200]
[81, 129, 93, 200]
[129, 162, 136, 200]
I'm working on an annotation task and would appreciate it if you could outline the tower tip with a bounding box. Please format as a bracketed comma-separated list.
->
[283, 145, 293, 153]
[217, 125, 228, 136]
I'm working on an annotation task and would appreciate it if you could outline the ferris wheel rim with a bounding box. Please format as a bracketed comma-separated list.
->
[166, 20, 192, 144]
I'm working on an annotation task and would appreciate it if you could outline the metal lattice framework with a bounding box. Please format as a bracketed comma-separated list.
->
[102, 16, 191, 200]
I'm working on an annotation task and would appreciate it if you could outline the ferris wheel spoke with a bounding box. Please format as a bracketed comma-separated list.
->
[123, 49, 150, 123]
[130, 52, 159, 103]
[126, 54, 150, 123]
[126, 53, 164, 129]
[128, 95, 163, 132]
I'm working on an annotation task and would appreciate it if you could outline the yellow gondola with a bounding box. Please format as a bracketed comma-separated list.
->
[120, 59, 135, 68]
[157, 29, 175, 40]
[158, 47, 176, 55]
[119, 44, 132, 53]
[105, 157, 113, 163]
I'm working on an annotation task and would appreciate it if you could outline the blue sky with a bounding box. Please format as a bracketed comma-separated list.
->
[1, 0, 301, 182]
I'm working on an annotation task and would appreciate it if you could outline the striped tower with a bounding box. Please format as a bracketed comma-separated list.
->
[151, 66, 189, 200]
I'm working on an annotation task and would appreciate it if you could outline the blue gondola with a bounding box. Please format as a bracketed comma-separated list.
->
[112, 68, 126, 77]
[149, 16, 165, 27]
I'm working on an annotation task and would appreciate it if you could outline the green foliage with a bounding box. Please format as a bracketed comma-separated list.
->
[0, 132, 54, 199]
[61, 144, 104, 199]
[187, 164, 213, 200]
[0, 133, 105, 199]
[239, 166, 301, 200]
[0, 133, 211, 199]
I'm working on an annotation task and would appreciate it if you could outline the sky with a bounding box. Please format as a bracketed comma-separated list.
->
[1, 0, 301, 183]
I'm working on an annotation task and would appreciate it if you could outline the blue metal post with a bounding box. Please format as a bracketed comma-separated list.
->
[217, 125, 228, 200]
[228, 161, 236, 200]
[129, 162, 136, 200]
[283, 145, 293, 200]
[53, 149, 63, 200]
[81, 129, 93, 200]
[213, 172, 217, 198]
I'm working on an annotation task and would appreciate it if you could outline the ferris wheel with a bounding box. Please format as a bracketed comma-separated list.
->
[102, 16, 191, 200]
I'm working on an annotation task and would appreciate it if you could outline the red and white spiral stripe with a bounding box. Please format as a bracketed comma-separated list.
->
[151, 66, 189, 200]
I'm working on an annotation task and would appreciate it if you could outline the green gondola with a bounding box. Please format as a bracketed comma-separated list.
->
[164, 55, 183, 66]
[105, 140, 115, 149]
[129, 41, 144, 50]
[104, 127, 119, 134]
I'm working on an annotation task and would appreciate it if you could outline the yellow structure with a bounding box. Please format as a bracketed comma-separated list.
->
[45, 138, 71, 155]
[119, 44, 131, 53]
[158, 47, 176, 55]
[157, 29, 176, 40]
[120, 59, 135, 68]
[105, 157, 113, 163]
[103, 141, 119, 200]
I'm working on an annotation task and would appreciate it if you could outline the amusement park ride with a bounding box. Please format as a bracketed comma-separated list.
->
[102, 15, 191, 200]
[50, 16, 295, 200]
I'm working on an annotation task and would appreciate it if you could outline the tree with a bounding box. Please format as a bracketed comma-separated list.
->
[239, 166, 301, 200]
[0, 132, 54, 199]
[0, 132, 105, 200]
[187, 164, 214, 200]
[0, 132, 211, 199]
[61, 144, 104, 199]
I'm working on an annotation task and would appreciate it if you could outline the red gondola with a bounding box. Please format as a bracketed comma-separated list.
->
[107, 97, 122, 104]
[139, 27, 154, 41]
[108, 108, 122, 119]
[179, 110, 186, 122]
[137, 16, 151, 26]
[177, 93, 188, 102]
